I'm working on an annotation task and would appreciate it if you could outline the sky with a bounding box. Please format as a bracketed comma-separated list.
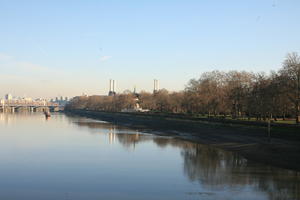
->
[1, 0, 300, 98]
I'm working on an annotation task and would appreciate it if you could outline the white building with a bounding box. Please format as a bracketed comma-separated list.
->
[5, 94, 12, 101]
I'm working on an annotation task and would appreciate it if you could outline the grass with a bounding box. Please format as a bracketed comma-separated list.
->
[199, 115, 296, 125]
[166, 113, 298, 125]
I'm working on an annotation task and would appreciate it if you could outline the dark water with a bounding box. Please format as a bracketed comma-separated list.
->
[0, 113, 299, 200]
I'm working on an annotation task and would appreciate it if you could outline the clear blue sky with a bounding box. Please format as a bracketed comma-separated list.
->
[1, 0, 300, 98]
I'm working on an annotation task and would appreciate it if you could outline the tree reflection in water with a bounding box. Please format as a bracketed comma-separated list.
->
[75, 121, 300, 200]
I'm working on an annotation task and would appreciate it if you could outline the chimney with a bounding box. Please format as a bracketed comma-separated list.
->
[109, 79, 112, 92]
[112, 80, 115, 92]
[154, 79, 159, 92]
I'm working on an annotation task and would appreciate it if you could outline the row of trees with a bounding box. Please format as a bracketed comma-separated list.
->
[66, 52, 300, 123]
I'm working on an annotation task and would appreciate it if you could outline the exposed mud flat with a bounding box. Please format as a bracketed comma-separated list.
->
[66, 110, 300, 171]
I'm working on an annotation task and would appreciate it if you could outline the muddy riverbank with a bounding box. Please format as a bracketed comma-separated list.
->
[65, 110, 300, 171]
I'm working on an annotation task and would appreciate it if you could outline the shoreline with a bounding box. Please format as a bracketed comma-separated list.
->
[65, 109, 300, 171]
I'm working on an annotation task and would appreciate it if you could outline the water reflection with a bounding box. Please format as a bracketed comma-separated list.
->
[181, 144, 300, 200]
[1, 113, 300, 200]
[0, 112, 40, 126]
[75, 121, 154, 149]
[75, 121, 300, 200]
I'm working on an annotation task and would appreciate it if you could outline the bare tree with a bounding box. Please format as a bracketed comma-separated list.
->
[66, 52, 299, 124]
[225, 71, 254, 119]
[280, 52, 300, 123]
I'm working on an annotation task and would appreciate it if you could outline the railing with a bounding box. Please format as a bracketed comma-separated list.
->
[1, 103, 59, 107]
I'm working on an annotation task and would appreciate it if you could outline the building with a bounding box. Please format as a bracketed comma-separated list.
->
[53, 96, 69, 106]
[121, 89, 149, 113]
[5, 94, 13, 101]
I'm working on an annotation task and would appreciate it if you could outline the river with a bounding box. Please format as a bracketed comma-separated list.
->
[0, 113, 299, 200]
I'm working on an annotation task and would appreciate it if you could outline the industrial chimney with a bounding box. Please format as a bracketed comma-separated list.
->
[153, 79, 159, 93]
[108, 79, 116, 96]
[113, 80, 116, 93]
[109, 79, 112, 92]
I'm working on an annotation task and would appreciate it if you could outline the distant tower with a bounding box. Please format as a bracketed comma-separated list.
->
[108, 79, 116, 96]
[113, 80, 116, 93]
[5, 94, 12, 100]
[153, 79, 159, 93]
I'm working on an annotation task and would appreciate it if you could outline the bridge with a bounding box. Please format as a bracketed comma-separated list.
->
[0, 103, 63, 113]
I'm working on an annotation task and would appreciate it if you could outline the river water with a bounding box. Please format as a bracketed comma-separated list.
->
[0, 113, 299, 200]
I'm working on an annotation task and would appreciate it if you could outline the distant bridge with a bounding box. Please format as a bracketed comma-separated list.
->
[0, 103, 63, 113]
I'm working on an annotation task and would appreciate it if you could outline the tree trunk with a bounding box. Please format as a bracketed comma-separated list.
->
[297, 70, 300, 124]
[296, 101, 300, 124]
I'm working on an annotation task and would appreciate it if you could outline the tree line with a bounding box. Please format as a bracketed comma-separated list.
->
[66, 52, 300, 124]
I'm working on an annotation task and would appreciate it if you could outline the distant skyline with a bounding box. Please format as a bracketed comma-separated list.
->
[1, 0, 300, 98]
